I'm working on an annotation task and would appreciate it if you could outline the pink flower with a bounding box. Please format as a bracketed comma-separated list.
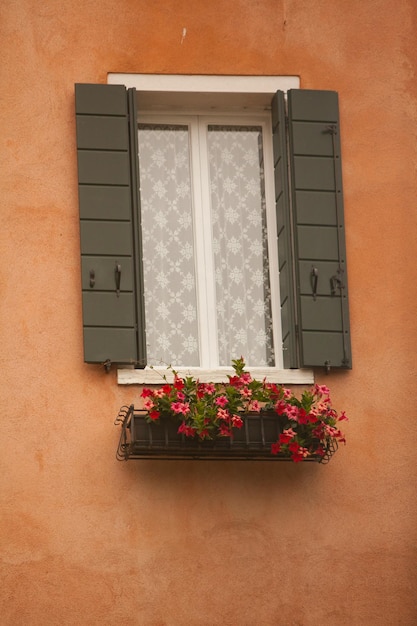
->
[171, 402, 190, 415]
[248, 400, 261, 413]
[315, 384, 330, 396]
[176, 391, 185, 401]
[240, 387, 252, 398]
[143, 398, 155, 410]
[217, 408, 230, 421]
[240, 373, 252, 384]
[215, 395, 228, 407]
[285, 405, 299, 421]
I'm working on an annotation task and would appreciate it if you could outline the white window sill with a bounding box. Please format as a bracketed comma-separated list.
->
[117, 367, 314, 386]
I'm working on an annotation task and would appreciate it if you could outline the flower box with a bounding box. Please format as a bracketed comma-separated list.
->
[115, 405, 338, 462]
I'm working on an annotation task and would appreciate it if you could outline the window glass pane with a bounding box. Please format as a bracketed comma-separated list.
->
[207, 125, 275, 366]
[138, 124, 200, 366]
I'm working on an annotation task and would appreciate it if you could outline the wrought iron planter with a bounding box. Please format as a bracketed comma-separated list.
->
[115, 405, 337, 462]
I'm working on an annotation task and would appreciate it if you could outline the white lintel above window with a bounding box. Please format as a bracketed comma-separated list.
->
[108, 74, 300, 110]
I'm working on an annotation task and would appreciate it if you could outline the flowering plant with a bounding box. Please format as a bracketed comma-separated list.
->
[140, 357, 347, 462]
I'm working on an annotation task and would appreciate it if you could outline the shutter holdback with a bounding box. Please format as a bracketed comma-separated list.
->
[310, 266, 319, 301]
[115, 262, 121, 296]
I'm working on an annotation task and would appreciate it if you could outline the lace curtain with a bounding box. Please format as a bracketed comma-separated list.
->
[138, 125, 200, 366]
[138, 122, 274, 367]
[208, 126, 274, 366]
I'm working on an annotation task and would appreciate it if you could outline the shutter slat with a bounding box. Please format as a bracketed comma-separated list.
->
[80, 222, 133, 256]
[77, 151, 131, 185]
[83, 328, 137, 364]
[78, 186, 132, 221]
[75, 84, 127, 115]
[75, 83, 141, 366]
[288, 89, 352, 369]
[76, 116, 129, 150]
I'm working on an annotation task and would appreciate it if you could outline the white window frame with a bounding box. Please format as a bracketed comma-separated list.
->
[108, 74, 314, 385]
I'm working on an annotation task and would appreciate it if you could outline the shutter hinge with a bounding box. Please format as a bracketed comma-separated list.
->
[103, 359, 112, 373]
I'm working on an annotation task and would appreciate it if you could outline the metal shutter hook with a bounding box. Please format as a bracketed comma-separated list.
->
[115, 263, 121, 297]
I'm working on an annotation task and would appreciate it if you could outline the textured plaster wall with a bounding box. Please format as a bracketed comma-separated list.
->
[1, 0, 417, 624]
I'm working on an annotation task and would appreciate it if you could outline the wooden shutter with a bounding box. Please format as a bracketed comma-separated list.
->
[287, 89, 351, 369]
[272, 92, 298, 368]
[75, 83, 146, 366]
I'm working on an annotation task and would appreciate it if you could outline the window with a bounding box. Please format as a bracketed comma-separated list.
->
[75, 76, 351, 383]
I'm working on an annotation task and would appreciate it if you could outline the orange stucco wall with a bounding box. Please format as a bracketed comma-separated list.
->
[2, 1, 417, 624]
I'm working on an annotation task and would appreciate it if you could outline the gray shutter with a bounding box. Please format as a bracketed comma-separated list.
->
[75, 83, 146, 366]
[272, 92, 298, 368]
[287, 89, 351, 369]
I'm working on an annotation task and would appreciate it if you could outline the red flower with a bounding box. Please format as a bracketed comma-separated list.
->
[271, 442, 281, 455]
[219, 423, 232, 437]
[279, 428, 296, 445]
[149, 410, 160, 421]
[177, 422, 196, 437]
[297, 408, 309, 424]
[274, 400, 287, 415]
[291, 453, 304, 463]
[173, 377, 184, 390]
[232, 415, 243, 429]
[288, 441, 300, 453]
[140, 388, 153, 398]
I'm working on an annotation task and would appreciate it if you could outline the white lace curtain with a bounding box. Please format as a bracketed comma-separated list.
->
[138, 123, 274, 367]
[208, 126, 274, 366]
